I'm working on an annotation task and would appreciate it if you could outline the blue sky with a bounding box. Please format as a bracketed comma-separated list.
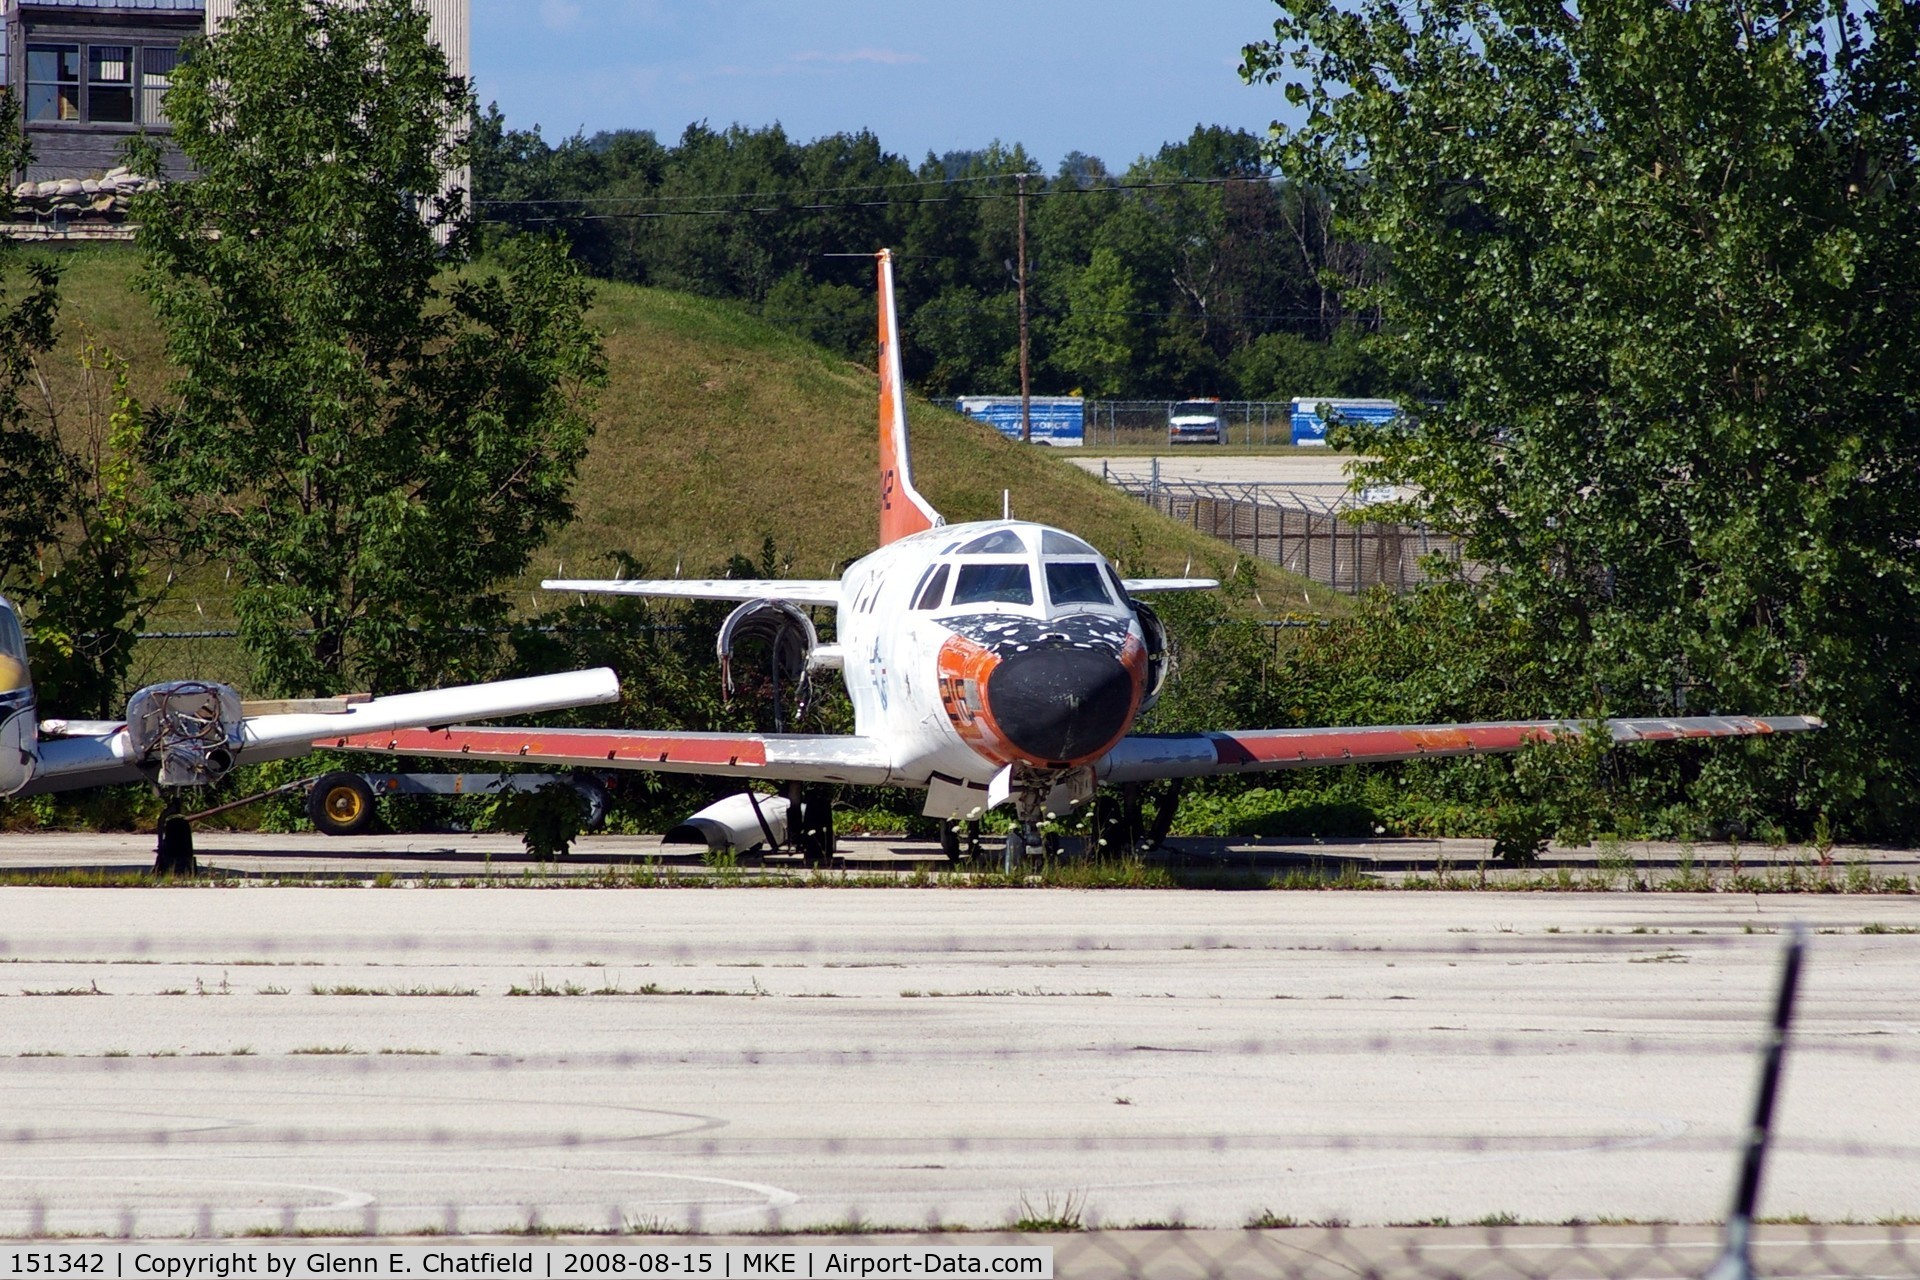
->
[470, 0, 1298, 172]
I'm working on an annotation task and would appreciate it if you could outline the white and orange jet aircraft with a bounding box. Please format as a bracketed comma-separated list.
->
[0, 593, 619, 872]
[326, 250, 1822, 867]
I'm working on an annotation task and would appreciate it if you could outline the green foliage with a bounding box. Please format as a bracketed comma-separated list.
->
[472, 117, 1383, 401]
[133, 0, 604, 697]
[21, 344, 157, 716]
[0, 90, 63, 593]
[1054, 248, 1149, 397]
[1246, 0, 1920, 840]
[479, 782, 584, 860]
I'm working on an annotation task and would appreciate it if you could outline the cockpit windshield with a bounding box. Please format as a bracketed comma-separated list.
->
[1045, 562, 1112, 607]
[952, 562, 1033, 606]
[0, 598, 29, 695]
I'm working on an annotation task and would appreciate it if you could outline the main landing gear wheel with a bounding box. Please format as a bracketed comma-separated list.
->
[569, 775, 611, 832]
[308, 771, 377, 837]
[791, 783, 836, 867]
[154, 811, 196, 877]
[940, 820, 984, 864]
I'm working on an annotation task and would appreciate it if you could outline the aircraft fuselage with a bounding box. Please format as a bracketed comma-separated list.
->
[832, 518, 1152, 794]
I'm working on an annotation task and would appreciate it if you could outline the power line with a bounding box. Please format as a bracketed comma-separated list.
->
[475, 174, 1289, 221]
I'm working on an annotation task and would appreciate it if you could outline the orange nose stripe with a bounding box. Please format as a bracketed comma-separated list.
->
[937, 632, 1148, 768]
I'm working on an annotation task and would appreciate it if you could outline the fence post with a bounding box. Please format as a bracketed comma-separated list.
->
[1704, 923, 1807, 1280]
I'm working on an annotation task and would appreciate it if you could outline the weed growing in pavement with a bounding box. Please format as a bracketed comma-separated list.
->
[1244, 1210, 1299, 1229]
[507, 974, 587, 996]
[1009, 1191, 1085, 1233]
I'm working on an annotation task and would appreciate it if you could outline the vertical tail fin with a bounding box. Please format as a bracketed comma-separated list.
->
[876, 249, 943, 546]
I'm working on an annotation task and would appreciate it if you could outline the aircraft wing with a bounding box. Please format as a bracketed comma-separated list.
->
[24, 668, 623, 795]
[544, 578, 843, 606]
[322, 724, 897, 786]
[1097, 715, 1824, 783]
[1121, 578, 1219, 593]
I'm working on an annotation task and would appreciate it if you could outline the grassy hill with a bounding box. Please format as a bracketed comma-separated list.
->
[35, 246, 1341, 629]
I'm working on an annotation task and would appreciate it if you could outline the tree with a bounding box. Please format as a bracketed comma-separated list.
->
[20, 344, 157, 718]
[1054, 247, 1150, 398]
[134, 0, 605, 697]
[1245, 1, 1920, 838]
[0, 91, 63, 592]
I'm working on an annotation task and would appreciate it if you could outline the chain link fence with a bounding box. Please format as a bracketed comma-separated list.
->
[1, 917, 1915, 1272]
[1101, 468, 1474, 594]
[1082, 400, 1298, 449]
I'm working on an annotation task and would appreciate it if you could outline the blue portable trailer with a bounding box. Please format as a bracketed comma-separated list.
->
[1289, 397, 1403, 446]
[955, 395, 1085, 446]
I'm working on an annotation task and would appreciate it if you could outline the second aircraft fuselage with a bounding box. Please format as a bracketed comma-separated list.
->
[832, 519, 1153, 788]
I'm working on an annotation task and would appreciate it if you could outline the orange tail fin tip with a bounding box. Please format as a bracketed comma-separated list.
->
[876, 249, 944, 546]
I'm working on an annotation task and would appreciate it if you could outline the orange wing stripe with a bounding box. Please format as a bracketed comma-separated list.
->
[1209, 724, 1561, 765]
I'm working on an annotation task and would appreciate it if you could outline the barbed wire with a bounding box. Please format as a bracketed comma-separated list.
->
[6, 1031, 1920, 1071]
[2, 927, 1909, 962]
[0, 1217, 1914, 1278]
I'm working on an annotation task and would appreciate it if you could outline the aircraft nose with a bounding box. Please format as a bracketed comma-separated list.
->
[985, 643, 1135, 764]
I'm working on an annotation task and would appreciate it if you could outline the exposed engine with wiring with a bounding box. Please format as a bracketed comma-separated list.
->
[717, 598, 821, 732]
[126, 681, 246, 786]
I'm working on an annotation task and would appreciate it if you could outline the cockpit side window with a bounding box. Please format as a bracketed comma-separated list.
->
[1103, 564, 1132, 605]
[913, 564, 951, 610]
[0, 602, 29, 694]
[1045, 562, 1112, 607]
[1041, 530, 1098, 557]
[956, 529, 1028, 556]
[951, 563, 1033, 606]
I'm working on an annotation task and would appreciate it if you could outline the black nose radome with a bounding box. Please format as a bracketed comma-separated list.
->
[986, 645, 1134, 763]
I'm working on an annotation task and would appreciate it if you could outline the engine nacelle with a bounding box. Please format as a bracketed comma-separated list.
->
[0, 701, 36, 798]
[126, 681, 245, 787]
[717, 598, 818, 730]
[664, 791, 791, 852]
[1134, 599, 1173, 712]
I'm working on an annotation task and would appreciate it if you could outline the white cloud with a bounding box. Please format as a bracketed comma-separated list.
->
[790, 48, 927, 66]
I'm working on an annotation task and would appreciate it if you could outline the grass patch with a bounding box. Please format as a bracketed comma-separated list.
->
[288, 1045, 360, 1055]
[35, 244, 1333, 689]
[1008, 1192, 1085, 1234]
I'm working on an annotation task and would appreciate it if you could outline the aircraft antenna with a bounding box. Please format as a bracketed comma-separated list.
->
[1003, 490, 1011, 520]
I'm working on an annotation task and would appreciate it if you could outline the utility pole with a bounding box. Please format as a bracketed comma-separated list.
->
[1017, 170, 1032, 444]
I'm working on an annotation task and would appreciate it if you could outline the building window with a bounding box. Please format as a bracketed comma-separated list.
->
[142, 46, 183, 124]
[22, 41, 181, 125]
[26, 44, 81, 122]
[88, 45, 135, 123]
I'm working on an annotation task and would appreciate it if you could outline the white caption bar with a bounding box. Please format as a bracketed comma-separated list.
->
[0, 1247, 1052, 1280]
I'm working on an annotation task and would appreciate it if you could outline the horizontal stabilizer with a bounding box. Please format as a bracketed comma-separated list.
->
[1122, 578, 1220, 594]
[324, 724, 896, 786]
[1099, 715, 1824, 783]
[544, 578, 842, 607]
